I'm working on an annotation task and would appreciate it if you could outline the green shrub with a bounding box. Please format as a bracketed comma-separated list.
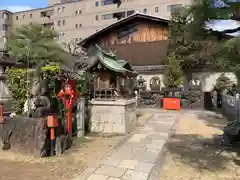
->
[7, 65, 60, 113]
[164, 54, 184, 88]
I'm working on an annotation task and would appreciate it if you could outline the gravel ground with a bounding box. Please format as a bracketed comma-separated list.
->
[160, 111, 240, 180]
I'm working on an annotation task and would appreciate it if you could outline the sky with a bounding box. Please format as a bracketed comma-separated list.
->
[0, 0, 239, 36]
[0, 0, 47, 12]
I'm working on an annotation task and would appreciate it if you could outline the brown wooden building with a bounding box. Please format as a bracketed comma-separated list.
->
[79, 13, 169, 74]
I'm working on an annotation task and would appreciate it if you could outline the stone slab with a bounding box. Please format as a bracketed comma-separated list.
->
[107, 178, 122, 180]
[72, 110, 179, 180]
[86, 174, 109, 180]
[134, 162, 154, 173]
[118, 160, 139, 169]
[122, 170, 148, 180]
[95, 165, 126, 177]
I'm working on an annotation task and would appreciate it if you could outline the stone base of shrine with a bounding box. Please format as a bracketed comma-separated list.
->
[89, 99, 137, 134]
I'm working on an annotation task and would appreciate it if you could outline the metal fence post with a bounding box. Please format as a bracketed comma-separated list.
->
[76, 97, 85, 137]
[236, 94, 240, 122]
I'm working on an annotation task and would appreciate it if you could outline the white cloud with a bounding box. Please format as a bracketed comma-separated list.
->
[0, 5, 32, 12]
[206, 20, 240, 36]
[206, 20, 239, 31]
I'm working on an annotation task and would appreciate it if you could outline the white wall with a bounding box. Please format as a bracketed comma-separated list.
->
[137, 73, 165, 91]
[192, 72, 237, 92]
[137, 72, 237, 92]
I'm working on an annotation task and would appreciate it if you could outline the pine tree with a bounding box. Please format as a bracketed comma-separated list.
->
[7, 23, 68, 67]
[188, 0, 240, 84]
[164, 53, 184, 88]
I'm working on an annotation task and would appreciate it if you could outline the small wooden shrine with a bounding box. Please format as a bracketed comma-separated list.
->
[86, 46, 137, 100]
[85, 45, 138, 134]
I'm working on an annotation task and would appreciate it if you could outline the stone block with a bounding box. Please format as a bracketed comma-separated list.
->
[146, 140, 165, 150]
[0, 116, 46, 156]
[118, 160, 139, 169]
[141, 149, 160, 163]
[134, 162, 154, 173]
[95, 165, 126, 177]
[107, 178, 121, 180]
[101, 158, 122, 166]
[86, 174, 109, 180]
[89, 99, 137, 134]
[122, 170, 148, 180]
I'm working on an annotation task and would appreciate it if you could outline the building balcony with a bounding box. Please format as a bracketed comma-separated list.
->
[40, 9, 54, 20]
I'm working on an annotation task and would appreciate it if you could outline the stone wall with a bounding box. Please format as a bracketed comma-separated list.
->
[0, 116, 46, 156]
[89, 99, 137, 134]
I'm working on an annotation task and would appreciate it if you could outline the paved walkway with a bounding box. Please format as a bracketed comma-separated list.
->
[73, 110, 179, 180]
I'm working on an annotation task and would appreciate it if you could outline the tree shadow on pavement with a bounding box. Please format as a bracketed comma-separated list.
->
[166, 133, 240, 171]
[197, 112, 227, 130]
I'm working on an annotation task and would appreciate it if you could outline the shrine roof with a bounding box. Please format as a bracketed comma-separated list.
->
[88, 46, 137, 76]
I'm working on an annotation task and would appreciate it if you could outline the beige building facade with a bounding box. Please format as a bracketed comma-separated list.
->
[0, 0, 191, 50]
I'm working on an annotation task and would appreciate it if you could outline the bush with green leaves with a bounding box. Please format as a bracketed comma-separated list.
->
[7, 65, 60, 113]
[164, 54, 184, 88]
[214, 74, 232, 92]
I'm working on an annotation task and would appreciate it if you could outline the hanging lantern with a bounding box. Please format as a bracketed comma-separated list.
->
[47, 115, 58, 128]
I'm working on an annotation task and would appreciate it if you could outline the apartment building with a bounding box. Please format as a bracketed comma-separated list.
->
[0, 0, 191, 50]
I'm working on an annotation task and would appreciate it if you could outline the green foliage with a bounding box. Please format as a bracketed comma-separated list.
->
[164, 54, 184, 88]
[188, 0, 240, 72]
[168, 11, 222, 73]
[7, 65, 60, 113]
[7, 23, 68, 65]
[214, 74, 232, 92]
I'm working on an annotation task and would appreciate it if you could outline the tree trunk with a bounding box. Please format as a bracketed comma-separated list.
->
[184, 72, 192, 92]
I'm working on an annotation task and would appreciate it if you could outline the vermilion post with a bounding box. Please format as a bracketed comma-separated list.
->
[0, 104, 4, 124]
[67, 109, 72, 138]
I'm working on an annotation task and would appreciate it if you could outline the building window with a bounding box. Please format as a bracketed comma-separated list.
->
[167, 4, 183, 13]
[95, 1, 99, 7]
[62, 7, 65, 12]
[95, 15, 99, 21]
[30, 14, 32, 18]
[57, 7, 61, 12]
[2, 24, 8, 31]
[75, 10, 82, 15]
[101, 13, 113, 20]
[23, 15, 26, 19]
[155, 7, 159, 12]
[101, 0, 114, 6]
[3, 37, 7, 43]
[2, 13, 9, 20]
[58, 21, 61, 26]
[127, 10, 134, 16]
[75, 24, 82, 28]
[143, 8, 147, 14]
[62, 20, 66, 25]
[60, 32, 65, 36]
[16, 16, 18, 20]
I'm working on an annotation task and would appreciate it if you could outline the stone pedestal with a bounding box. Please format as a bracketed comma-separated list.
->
[89, 98, 137, 134]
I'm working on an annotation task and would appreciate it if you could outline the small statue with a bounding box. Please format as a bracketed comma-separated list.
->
[24, 76, 51, 118]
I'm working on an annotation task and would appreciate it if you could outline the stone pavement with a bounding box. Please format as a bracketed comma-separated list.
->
[73, 110, 180, 180]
